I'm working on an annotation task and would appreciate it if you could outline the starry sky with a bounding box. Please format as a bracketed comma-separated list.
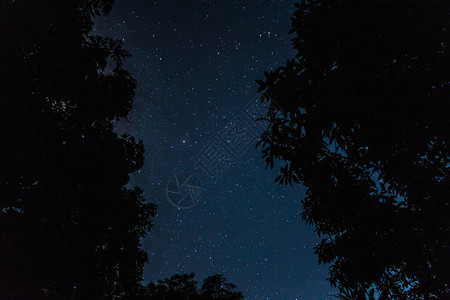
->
[95, 1, 335, 299]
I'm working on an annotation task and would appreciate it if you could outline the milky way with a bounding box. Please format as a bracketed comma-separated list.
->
[95, 1, 334, 298]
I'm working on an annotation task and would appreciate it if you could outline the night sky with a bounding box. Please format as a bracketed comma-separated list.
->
[95, 1, 334, 298]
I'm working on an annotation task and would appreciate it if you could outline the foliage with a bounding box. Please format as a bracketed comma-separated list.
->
[139, 273, 244, 300]
[257, 0, 450, 298]
[0, 0, 156, 298]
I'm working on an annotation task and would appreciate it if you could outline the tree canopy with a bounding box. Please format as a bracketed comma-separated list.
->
[257, 0, 450, 298]
[138, 273, 244, 300]
[0, 0, 156, 298]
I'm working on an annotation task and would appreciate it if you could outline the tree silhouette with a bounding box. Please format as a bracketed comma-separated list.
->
[0, 0, 156, 298]
[199, 274, 243, 299]
[139, 273, 244, 300]
[257, 0, 450, 298]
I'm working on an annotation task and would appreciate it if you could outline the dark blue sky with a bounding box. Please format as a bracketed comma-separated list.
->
[96, 1, 335, 298]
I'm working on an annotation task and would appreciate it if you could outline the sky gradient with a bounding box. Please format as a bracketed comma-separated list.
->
[95, 1, 335, 298]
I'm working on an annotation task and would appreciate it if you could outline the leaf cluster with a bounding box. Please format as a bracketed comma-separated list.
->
[257, 0, 450, 298]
